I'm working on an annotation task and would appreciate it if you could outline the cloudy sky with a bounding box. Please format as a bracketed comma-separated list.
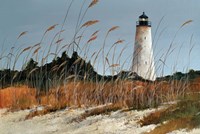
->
[0, 0, 199, 76]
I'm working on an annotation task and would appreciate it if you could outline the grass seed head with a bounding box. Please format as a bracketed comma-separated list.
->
[91, 30, 99, 37]
[17, 31, 28, 39]
[45, 24, 58, 34]
[87, 35, 97, 44]
[88, 0, 99, 8]
[109, 64, 120, 68]
[181, 20, 193, 28]
[55, 38, 64, 44]
[106, 57, 110, 66]
[108, 26, 119, 34]
[22, 46, 32, 52]
[81, 20, 99, 28]
[114, 39, 125, 45]
[33, 47, 41, 55]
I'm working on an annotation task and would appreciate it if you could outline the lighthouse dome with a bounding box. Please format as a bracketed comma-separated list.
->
[139, 12, 148, 19]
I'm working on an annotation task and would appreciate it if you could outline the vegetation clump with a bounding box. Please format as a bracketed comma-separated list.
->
[140, 93, 200, 134]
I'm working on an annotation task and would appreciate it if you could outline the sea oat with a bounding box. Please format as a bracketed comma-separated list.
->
[109, 64, 120, 68]
[181, 20, 193, 28]
[87, 35, 97, 43]
[45, 24, 58, 34]
[19, 46, 32, 56]
[55, 38, 64, 44]
[114, 39, 125, 45]
[91, 30, 99, 37]
[17, 31, 28, 39]
[88, 0, 99, 8]
[108, 26, 119, 33]
[81, 20, 99, 28]
[22, 46, 32, 52]
[106, 57, 110, 66]
[33, 47, 41, 55]
[32, 43, 41, 48]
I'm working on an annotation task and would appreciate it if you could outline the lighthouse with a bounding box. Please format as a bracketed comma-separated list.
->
[132, 12, 156, 80]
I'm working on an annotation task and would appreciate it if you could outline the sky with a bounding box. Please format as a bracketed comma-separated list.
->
[0, 0, 200, 76]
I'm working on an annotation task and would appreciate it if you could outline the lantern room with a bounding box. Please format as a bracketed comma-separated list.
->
[137, 12, 151, 27]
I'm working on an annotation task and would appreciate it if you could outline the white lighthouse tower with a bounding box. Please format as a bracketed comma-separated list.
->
[132, 12, 156, 80]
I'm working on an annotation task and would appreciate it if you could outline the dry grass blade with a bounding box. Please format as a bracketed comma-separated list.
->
[28, 68, 39, 76]
[88, 0, 99, 8]
[106, 57, 110, 66]
[32, 43, 41, 48]
[60, 67, 66, 74]
[114, 39, 125, 45]
[81, 20, 99, 28]
[59, 44, 68, 50]
[51, 65, 59, 72]
[12, 72, 19, 80]
[44, 53, 57, 60]
[109, 64, 120, 68]
[8, 53, 14, 57]
[108, 26, 119, 34]
[58, 61, 67, 70]
[22, 46, 32, 52]
[181, 20, 193, 28]
[75, 36, 83, 44]
[73, 57, 82, 65]
[84, 73, 87, 80]
[76, 36, 83, 39]
[19, 46, 32, 56]
[45, 24, 58, 34]
[66, 75, 76, 80]
[80, 60, 85, 67]
[41, 58, 46, 64]
[91, 30, 99, 37]
[33, 47, 41, 55]
[55, 38, 64, 44]
[93, 48, 102, 66]
[49, 53, 56, 56]
[59, 30, 65, 33]
[52, 67, 58, 72]
[87, 35, 97, 43]
[17, 31, 28, 39]
[91, 52, 96, 59]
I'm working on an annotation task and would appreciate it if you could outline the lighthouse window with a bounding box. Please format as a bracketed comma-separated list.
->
[144, 37, 146, 40]
[145, 61, 147, 65]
